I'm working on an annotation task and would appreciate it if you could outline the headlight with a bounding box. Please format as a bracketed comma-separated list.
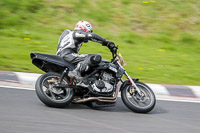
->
[117, 53, 126, 66]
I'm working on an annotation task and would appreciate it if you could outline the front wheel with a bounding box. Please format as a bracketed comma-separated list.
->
[35, 72, 74, 108]
[121, 81, 156, 113]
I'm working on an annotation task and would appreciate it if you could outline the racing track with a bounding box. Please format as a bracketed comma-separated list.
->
[0, 87, 200, 133]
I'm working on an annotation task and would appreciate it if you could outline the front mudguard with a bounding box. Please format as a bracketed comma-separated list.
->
[120, 78, 139, 92]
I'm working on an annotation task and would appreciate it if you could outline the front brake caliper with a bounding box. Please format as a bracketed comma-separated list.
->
[129, 87, 135, 95]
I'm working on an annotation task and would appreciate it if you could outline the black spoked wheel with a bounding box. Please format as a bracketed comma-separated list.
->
[121, 81, 156, 113]
[35, 72, 74, 108]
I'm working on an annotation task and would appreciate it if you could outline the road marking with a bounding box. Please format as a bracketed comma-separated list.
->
[0, 85, 35, 91]
[156, 97, 200, 103]
[14, 72, 41, 84]
[188, 86, 200, 98]
[147, 83, 170, 95]
[0, 85, 200, 103]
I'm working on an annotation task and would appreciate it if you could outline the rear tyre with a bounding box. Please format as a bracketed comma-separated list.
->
[121, 81, 156, 113]
[35, 72, 74, 108]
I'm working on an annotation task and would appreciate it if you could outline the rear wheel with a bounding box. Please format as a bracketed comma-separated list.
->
[121, 81, 156, 113]
[35, 72, 74, 108]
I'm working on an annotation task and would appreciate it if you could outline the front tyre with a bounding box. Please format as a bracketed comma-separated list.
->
[35, 72, 74, 108]
[121, 81, 156, 113]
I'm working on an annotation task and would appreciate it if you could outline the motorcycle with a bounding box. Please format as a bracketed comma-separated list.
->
[30, 46, 156, 113]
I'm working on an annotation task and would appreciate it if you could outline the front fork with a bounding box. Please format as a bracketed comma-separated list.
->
[124, 71, 142, 96]
[116, 61, 143, 96]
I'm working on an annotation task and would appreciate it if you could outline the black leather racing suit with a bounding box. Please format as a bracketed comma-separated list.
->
[56, 29, 109, 72]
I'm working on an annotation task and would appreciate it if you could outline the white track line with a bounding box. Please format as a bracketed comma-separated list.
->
[0, 85, 35, 91]
[1, 85, 200, 103]
[156, 97, 200, 103]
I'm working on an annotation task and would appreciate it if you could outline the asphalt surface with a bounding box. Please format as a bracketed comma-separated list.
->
[0, 87, 200, 133]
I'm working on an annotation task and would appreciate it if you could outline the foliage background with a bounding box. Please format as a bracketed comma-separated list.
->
[0, 0, 200, 85]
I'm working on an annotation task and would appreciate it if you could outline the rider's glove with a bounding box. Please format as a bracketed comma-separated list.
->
[107, 41, 115, 49]
[107, 41, 117, 54]
[112, 46, 118, 54]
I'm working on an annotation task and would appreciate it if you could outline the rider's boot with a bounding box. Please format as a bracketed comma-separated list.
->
[68, 55, 101, 82]
[68, 63, 88, 82]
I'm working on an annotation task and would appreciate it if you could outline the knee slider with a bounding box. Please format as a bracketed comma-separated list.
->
[90, 55, 102, 65]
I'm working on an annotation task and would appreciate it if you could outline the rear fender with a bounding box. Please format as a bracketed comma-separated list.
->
[30, 53, 74, 73]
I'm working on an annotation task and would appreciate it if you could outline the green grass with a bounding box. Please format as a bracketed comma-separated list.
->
[0, 0, 200, 85]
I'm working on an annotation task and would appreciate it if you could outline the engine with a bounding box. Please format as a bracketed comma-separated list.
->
[91, 72, 115, 93]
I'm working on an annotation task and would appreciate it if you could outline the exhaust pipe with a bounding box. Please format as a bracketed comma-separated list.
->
[73, 89, 118, 103]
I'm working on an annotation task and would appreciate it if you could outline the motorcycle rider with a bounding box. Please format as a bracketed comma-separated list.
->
[56, 20, 117, 81]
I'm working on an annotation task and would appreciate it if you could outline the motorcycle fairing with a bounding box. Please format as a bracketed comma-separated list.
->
[30, 53, 74, 73]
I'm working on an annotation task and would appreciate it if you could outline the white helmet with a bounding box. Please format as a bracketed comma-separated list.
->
[75, 21, 93, 33]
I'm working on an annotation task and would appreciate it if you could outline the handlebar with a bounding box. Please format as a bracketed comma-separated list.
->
[111, 45, 118, 62]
